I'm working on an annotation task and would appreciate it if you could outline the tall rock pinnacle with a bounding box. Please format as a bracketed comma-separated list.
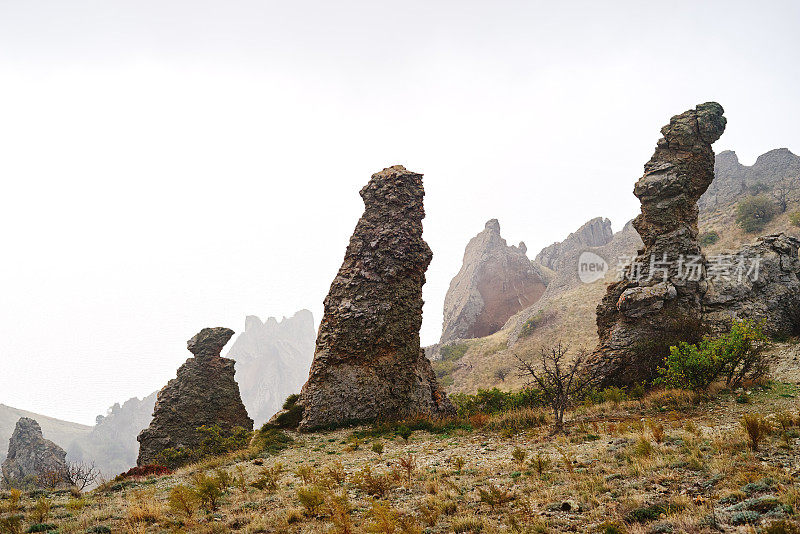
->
[590, 103, 727, 386]
[136, 327, 253, 465]
[297, 165, 453, 430]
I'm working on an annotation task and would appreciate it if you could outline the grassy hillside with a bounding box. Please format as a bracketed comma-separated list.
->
[3, 360, 798, 533]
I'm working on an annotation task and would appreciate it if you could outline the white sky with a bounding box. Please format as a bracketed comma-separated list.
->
[1, 0, 798, 425]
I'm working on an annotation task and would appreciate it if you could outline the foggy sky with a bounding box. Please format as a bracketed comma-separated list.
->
[1, 0, 798, 424]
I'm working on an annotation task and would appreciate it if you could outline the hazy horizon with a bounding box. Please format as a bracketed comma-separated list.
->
[2, 1, 799, 425]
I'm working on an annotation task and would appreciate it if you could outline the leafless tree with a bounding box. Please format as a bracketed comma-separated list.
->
[64, 461, 101, 491]
[514, 342, 598, 432]
[493, 367, 510, 382]
[770, 177, 798, 213]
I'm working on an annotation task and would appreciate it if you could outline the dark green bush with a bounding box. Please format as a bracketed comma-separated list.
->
[519, 310, 556, 338]
[440, 343, 469, 361]
[251, 428, 294, 456]
[25, 524, 57, 533]
[699, 231, 720, 246]
[626, 504, 666, 523]
[450, 387, 543, 416]
[657, 320, 767, 390]
[155, 425, 252, 469]
[269, 394, 304, 429]
[736, 196, 777, 233]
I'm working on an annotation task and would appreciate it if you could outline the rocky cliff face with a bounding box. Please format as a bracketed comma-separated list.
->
[227, 310, 316, 426]
[535, 217, 614, 271]
[704, 233, 800, 337]
[700, 148, 800, 211]
[2, 418, 68, 487]
[440, 219, 547, 344]
[137, 328, 253, 465]
[590, 102, 727, 387]
[297, 166, 453, 430]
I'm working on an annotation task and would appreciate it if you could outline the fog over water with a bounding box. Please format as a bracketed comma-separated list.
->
[1, 1, 798, 424]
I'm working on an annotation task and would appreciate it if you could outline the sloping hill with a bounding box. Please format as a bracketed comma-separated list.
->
[0, 404, 91, 463]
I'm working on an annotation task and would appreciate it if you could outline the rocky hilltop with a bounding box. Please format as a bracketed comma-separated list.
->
[700, 148, 800, 211]
[590, 102, 727, 387]
[2, 417, 68, 487]
[227, 310, 316, 426]
[297, 165, 453, 430]
[440, 219, 547, 344]
[137, 328, 253, 465]
[0, 405, 90, 466]
[535, 217, 614, 271]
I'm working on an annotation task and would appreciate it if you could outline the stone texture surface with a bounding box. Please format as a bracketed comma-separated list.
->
[297, 165, 453, 430]
[535, 217, 614, 271]
[227, 310, 316, 427]
[704, 233, 800, 337]
[590, 102, 727, 387]
[2, 417, 68, 487]
[699, 148, 800, 211]
[440, 219, 547, 344]
[137, 328, 253, 465]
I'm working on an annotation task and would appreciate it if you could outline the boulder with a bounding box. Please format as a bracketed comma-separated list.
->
[1, 417, 68, 487]
[703, 233, 800, 337]
[136, 327, 253, 465]
[296, 165, 453, 430]
[440, 219, 547, 344]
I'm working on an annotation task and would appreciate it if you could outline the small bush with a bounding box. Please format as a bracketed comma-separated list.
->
[192, 472, 225, 511]
[30, 497, 50, 524]
[354, 466, 395, 497]
[657, 320, 767, 390]
[477, 485, 514, 509]
[156, 425, 252, 469]
[440, 343, 469, 361]
[24, 524, 56, 533]
[742, 414, 772, 451]
[765, 520, 800, 534]
[626, 504, 666, 523]
[737, 196, 777, 233]
[452, 516, 484, 533]
[269, 394, 304, 429]
[371, 441, 384, 456]
[790, 211, 800, 227]
[251, 428, 293, 456]
[296, 486, 325, 517]
[168, 484, 200, 518]
[699, 231, 720, 246]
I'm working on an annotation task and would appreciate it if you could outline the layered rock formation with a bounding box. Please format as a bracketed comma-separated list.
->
[535, 217, 614, 271]
[137, 328, 253, 465]
[2, 418, 68, 487]
[704, 233, 800, 337]
[227, 310, 316, 426]
[440, 219, 548, 344]
[700, 148, 800, 211]
[590, 102, 727, 386]
[297, 165, 453, 430]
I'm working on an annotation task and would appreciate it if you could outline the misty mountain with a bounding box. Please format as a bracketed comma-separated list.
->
[226, 310, 316, 427]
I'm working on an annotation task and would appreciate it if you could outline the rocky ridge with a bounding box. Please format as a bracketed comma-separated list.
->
[440, 219, 547, 344]
[297, 165, 453, 430]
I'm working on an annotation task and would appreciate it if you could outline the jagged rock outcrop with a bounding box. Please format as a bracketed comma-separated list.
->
[137, 328, 253, 465]
[590, 102, 727, 387]
[296, 165, 453, 430]
[227, 310, 316, 426]
[535, 217, 614, 271]
[2, 418, 68, 487]
[700, 148, 800, 211]
[440, 219, 547, 344]
[703, 233, 800, 336]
